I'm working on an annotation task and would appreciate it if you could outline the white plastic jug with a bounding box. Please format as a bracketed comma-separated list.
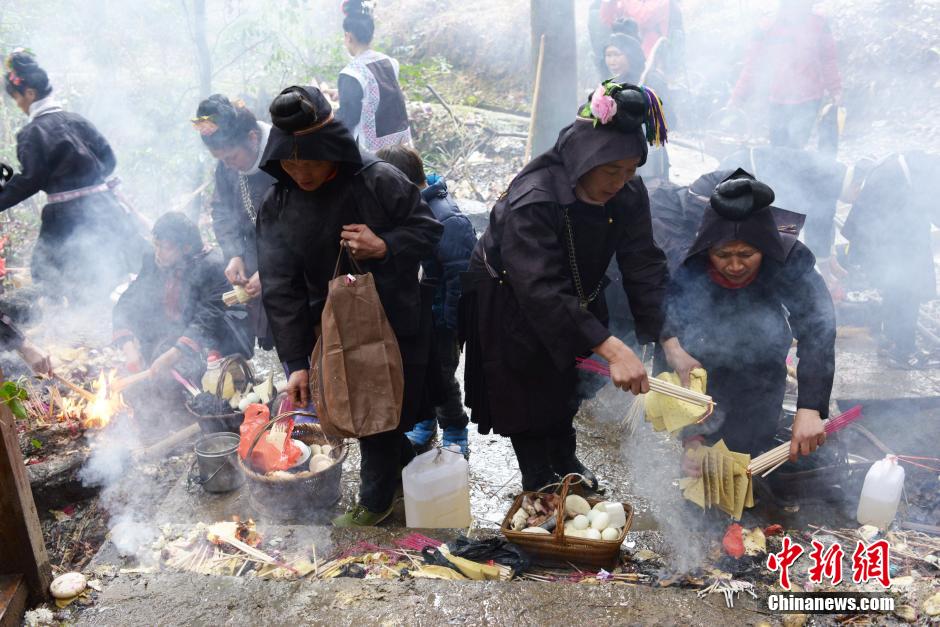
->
[402, 447, 471, 528]
[856, 455, 905, 529]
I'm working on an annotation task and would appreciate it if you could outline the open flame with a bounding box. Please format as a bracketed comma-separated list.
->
[83, 370, 125, 429]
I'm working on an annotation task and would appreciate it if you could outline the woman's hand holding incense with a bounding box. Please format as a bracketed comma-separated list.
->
[244, 272, 262, 298]
[225, 256, 249, 285]
[286, 369, 309, 407]
[662, 337, 702, 388]
[594, 336, 648, 395]
[341, 224, 387, 260]
[789, 408, 827, 462]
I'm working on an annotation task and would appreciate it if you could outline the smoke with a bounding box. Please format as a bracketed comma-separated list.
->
[582, 380, 708, 573]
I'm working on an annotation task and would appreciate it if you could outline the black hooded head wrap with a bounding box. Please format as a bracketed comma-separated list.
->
[505, 81, 667, 208]
[259, 85, 363, 186]
[604, 32, 646, 84]
[685, 169, 806, 263]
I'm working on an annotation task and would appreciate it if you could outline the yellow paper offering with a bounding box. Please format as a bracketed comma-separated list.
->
[679, 439, 754, 521]
[645, 368, 709, 435]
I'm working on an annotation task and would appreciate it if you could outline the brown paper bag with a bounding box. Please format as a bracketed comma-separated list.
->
[309, 247, 404, 438]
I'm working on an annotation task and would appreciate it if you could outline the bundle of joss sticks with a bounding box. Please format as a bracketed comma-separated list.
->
[747, 405, 864, 478]
[575, 357, 714, 408]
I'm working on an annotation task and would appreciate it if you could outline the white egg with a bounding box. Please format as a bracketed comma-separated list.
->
[591, 512, 611, 530]
[522, 527, 550, 534]
[601, 527, 620, 541]
[587, 510, 599, 524]
[572, 514, 589, 530]
[565, 528, 585, 539]
[309, 444, 322, 456]
[237, 397, 251, 412]
[50, 572, 87, 599]
[321, 444, 333, 456]
[308, 454, 333, 473]
[592, 501, 607, 511]
[584, 528, 602, 541]
[564, 494, 591, 516]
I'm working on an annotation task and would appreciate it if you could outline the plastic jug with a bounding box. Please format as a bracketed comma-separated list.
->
[402, 447, 471, 528]
[856, 455, 905, 529]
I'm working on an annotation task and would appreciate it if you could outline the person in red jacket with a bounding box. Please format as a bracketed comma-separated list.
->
[599, 0, 681, 57]
[730, 0, 842, 148]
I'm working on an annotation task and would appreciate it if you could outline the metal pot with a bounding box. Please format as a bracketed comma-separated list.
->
[194, 432, 244, 493]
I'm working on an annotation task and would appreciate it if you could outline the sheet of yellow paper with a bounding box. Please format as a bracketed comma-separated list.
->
[721, 454, 735, 511]
[732, 469, 748, 521]
[653, 370, 710, 435]
[700, 450, 710, 508]
[683, 478, 706, 509]
[706, 449, 720, 507]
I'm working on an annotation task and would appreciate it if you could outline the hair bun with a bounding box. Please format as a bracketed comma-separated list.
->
[611, 86, 648, 132]
[611, 18, 640, 40]
[342, 0, 373, 16]
[710, 176, 775, 221]
[197, 94, 237, 123]
[6, 49, 39, 73]
[269, 86, 332, 134]
[4, 49, 51, 97]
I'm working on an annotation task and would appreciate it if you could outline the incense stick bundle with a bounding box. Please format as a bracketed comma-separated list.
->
[575, 357, 714, 407]
[222, 285, 252, 306]
[748, 405, 863, 477]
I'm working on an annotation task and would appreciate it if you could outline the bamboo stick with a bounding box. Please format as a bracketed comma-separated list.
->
[524, 35, 546, 163]
[50, 373, 96, 403]
[111, 369, 153, 394]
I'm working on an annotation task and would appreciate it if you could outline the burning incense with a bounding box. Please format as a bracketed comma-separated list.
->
[748, 405, 864, 477]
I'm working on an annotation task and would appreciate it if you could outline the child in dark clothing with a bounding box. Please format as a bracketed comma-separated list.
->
[377, 145, 477, 456]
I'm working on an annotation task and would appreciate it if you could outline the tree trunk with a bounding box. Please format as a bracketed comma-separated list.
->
[529, 0, 578, 157]
[189, 0, 213, 220]
[193, 0, 213, 98]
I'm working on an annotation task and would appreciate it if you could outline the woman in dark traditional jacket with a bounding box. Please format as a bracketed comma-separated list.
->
[0, 50, 143, 305]
[663, 170, 836, 463]
[113, 212, 244, 422]
[256, 86, 441, 526]
[193, 94, 276, 352]
[462, 81, 681, 492]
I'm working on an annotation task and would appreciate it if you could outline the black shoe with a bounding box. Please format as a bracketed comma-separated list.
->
[510, 435, 561, 492]
[549, 431, 601, 493]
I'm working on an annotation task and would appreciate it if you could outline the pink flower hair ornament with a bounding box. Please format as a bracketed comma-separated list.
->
[589, 85, 618, 125]
[578, 80, 669, 146]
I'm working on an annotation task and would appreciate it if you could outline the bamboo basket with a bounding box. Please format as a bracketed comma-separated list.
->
[238, 411, 348, 521]
[500, 475, 634, 570]
[186, 355, 257, 433]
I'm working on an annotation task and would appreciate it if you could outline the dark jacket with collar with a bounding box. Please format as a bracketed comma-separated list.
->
[463, 117, 668, 436]
[256, 152, 442, 372]
[420, 178, 476, 331]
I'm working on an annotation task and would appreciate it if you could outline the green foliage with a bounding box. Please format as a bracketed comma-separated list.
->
[0, 379, 29, 420]
[396, 55, 453, 102]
